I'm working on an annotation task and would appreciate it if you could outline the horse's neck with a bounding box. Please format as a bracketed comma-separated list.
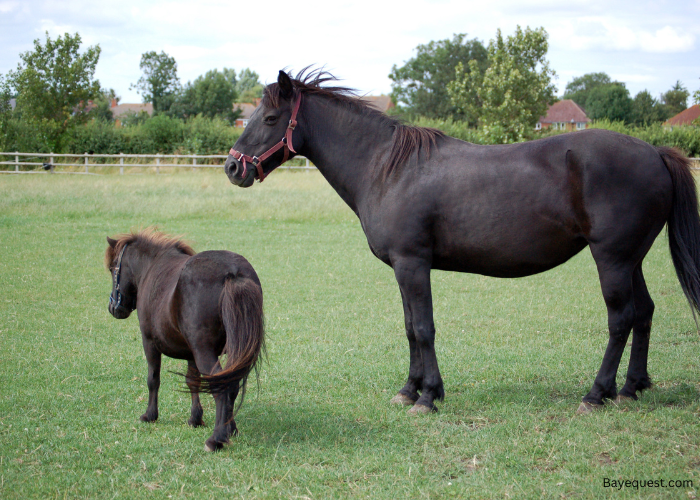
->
[299, 96, 394, 213]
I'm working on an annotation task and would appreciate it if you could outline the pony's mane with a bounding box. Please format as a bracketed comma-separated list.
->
[264, 68, 444, 177]
[105, 228, 195, 270]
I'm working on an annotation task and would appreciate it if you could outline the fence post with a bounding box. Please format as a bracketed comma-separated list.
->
[156, 154, 160, 174]
[192, 157, 196, 172]
[84, 152, 89, 174]
[15, 152, 18, 172]
[119, 153, 124, 175]
[50, 153, 54, 174]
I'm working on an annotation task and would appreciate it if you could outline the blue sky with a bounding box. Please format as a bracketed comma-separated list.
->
[1, 0, 699, 104]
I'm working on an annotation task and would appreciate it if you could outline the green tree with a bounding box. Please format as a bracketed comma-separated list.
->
[661, 80, 689, 117]
[89, 88, 119, 122]
[170, 69, 240, 123]
[584, 83, 633, 123]
[389, 34, 488, 121]
[235, 68, 263, 103]
[6, 32, 102, 152]
[630, 90, 667, 125]
[448, 26, 556, 143]
[130, 51, 180, 114]
[563, 72, 612, 107]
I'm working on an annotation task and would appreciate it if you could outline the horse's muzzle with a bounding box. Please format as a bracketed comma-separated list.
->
[224, 157, 255, 187]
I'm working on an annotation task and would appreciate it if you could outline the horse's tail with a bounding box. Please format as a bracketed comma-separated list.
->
[196, 274, 265, 407]
[659, 146, 700, 323]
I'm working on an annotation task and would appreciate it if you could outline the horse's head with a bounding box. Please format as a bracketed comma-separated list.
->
[225, 71, 302, 187]
[106, 237, 137, 319]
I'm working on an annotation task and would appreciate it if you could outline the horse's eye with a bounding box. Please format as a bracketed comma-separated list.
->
[264, 116, 278, 125]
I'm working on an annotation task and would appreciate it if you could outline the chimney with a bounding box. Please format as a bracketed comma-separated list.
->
[110, 98, 117, 108]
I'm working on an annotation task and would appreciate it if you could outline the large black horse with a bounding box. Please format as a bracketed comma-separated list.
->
[224, 69, 700, 414]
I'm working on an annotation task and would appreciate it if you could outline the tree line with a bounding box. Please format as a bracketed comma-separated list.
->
[0, 32, 260, 154]
[1, 30, 699, 156]
[389, 30, 700, 146]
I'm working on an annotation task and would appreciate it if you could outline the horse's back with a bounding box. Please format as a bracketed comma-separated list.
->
[370, 129, 674, 277]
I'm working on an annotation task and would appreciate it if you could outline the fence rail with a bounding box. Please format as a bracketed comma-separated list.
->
[1, 151, 699, 175]
[0, 151, 316, 175]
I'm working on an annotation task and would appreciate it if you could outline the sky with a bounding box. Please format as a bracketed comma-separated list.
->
[1, 0, 699, 105]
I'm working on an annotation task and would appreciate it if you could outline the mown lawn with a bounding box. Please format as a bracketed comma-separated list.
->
[0, 170, 698, 499]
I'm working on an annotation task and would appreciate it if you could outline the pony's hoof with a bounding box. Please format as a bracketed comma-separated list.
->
[612, 395, 635, 406]
[140, 413, 157, 423]
[408, 403, 437, 415]
[576, 402, 603, 414]
[188, 418, 205, 428]
[390, 393, 416, 406]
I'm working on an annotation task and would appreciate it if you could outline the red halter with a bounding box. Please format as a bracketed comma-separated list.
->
[228, 93, 303, 183]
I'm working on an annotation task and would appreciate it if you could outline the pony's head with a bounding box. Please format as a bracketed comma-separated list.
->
[105, 236, 138, 319]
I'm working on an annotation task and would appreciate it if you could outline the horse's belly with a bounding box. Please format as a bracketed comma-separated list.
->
[432, 234, 588, 278]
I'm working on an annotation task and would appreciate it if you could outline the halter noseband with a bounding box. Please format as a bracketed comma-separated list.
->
[228, 92, 303, 183]
[109, 243, 131, 311]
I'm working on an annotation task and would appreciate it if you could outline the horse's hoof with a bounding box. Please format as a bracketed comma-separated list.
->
[576, 402, 603, 414]
[140, 413, 157, 423]
[204, 439, 224, 452]
[188, 419, 204, 428]
[408, 403, 437, 415]
[612, 395, 635, 406]
[390, 393, 416, 406]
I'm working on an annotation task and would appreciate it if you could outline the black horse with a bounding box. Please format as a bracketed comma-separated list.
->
[106, 229, 265, 450]
[224, 69, 700, 414]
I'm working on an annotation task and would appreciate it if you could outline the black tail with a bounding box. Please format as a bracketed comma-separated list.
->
[196, 276, 265, 405]
[659, 146, 700, 323]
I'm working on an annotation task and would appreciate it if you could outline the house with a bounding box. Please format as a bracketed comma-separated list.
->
[233, 101, 258, 128]
[664, 104, 700, 130]
[110, 99, 153, 125]
[536, 99, 591, 131]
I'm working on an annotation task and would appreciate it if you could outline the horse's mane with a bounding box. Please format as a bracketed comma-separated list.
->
[264, 67, 445, 177]
[105, 228, 195, 270]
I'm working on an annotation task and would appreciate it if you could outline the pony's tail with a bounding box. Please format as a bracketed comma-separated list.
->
[196, 275, 265, 408]
[660, 146, 700, 325]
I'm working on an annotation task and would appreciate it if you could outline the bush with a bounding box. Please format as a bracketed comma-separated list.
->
[590, 120, 700, 157]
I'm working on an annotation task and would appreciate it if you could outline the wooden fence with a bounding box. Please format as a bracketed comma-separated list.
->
[0, 152, 315, 175]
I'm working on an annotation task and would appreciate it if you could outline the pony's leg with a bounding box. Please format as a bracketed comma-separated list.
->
[140, 339, 161, 422]
[392, 257, 444, 413]
[186, 360, 204, 427]
[580, 263, 635, 411]
[616, 265, 654, 402]
[390, 288, 422, 406]
[193, 352, 237, 452]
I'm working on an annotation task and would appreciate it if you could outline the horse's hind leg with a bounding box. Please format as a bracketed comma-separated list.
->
[192, 351, 238, 452]
[579, 261, 635, 412]
[186, 360, 204, 427]
[390, 289, 423, 406]
[140, 339, 161, 422]
[616, 265, 654, 402]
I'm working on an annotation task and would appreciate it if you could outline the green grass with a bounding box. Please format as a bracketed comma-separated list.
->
[0, 170, 699, 499]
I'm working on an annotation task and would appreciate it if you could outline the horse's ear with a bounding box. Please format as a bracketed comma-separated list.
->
[107, 237, 117, 248]
[278, 70, 294, 99]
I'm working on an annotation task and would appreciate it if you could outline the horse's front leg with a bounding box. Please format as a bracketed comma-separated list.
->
[186, 359, 204, 427]
[140, 338, 161, 422]
[392, 256, 444, 413]
[390, 288, 423, 406]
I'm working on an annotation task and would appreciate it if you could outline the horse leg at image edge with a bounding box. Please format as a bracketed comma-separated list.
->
[390, 288, 423, 406]
[392, 257, 444, 413]
[186, 359, 204, 427]
[140, 339, 161, 422]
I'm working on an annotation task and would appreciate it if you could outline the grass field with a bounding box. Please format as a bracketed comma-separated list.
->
[1, 170, 699, 499]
